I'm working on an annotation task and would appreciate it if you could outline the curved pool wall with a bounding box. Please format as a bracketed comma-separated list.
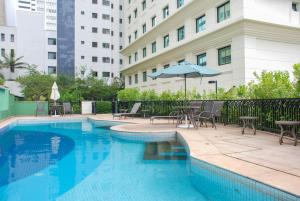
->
[0, 118, 299, 201]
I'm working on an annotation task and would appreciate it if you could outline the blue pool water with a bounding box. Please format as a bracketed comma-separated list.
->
[0, 120, 299, 201]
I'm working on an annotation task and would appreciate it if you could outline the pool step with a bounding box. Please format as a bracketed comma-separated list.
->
[143, 141, 187, 160]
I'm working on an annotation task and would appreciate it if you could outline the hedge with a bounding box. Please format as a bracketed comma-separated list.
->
[96, 101, 112, 114]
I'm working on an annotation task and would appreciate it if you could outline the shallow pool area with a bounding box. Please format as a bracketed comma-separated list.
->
[0, 119, 299, 201]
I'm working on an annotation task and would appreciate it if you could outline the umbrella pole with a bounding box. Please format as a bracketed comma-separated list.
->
[184, 74, 187, 100]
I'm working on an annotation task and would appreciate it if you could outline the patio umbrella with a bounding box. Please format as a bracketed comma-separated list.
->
[50, 82, 60, 104]
[149, 61, 221, 99]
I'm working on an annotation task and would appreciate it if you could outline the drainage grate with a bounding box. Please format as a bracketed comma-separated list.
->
[143, 140, 187, 160]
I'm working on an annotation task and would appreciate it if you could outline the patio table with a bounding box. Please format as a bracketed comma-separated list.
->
[176, 106, 200, 129]
[240, 116, 258, 135]
[50, 104, 63, 116]
[275, 121, 300, 146]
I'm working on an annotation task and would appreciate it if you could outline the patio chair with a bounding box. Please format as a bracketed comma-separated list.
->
[195, 101, 224, 129]
[113, 102, 141, 119]
[150, 111, 180, 124]
[36, 102, 46, 116]
[63, 102, 73, 115]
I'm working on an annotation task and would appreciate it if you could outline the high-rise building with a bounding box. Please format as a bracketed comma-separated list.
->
[120, 0, 300, 94]
[0, 0, 5, 25]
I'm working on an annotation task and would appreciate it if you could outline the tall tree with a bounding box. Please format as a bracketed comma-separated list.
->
[0, 52, 27, 73]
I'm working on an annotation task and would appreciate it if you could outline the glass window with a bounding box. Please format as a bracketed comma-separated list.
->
[134, 52, 138, 61]
[92, 71, 98, 77]
[143, 47, 147, 58]
[197, 53, 207, 66]
[48, 66, 57, 74]
[128, 15, 131, 24]
[134, 30, 138, 39]
[134, 9, 137, 18]
[10, 34, 15, 42]
[163, 34, 169, 48]
[102, 0, 110, 6]
[134, 74, 138, 84]
[152, 68, 157, 73]
[48, 38, 56, 45]
[129, 55, 132, 64]
[217, 1, 230, 23]
[102, 57, 110, 63]
[92, 27, 98, 33]
[151, 16, 156, 27]
[128, 35, 131, 43]
[1, 33, 5, 41]
[129, 76, 132, 85]
[143, 71, 147, 82]
[177, 0, 184, 8]
[92, 0, 97, 4]
[177, 26, 185, 41]
[102, 72, 110, 77]
[102, 43, 110, 48]
[218, 45, 231, 65]
[142, 0, 146, 10]
[152, 41, 156, 53]
[142, 24, 146, 33]
[92, 56, 98, 62]
[163, 6, 169, 19]
[164, 64, 170, 69]
[1, 48, 5, 57]
[92, 13, 98, 18]
[178, 59, 185, 64]
[92, 42, 98, 47]
[292, 3, 298, 11]
[196, 15, 206, 33]
[48, 52, 56, 60]
[102, 28, 110, 34]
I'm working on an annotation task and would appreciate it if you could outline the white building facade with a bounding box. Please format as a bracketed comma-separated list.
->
[120, 0, 300, 94]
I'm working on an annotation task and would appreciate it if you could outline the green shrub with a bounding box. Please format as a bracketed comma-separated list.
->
[117, 88, 140, 101]
[0, 77, 4, 85]
[96, 101, 112, 113]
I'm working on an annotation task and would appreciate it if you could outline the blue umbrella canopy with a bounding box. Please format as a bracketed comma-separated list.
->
[149, 61, 221, 79]
[148, 61, 221, 99]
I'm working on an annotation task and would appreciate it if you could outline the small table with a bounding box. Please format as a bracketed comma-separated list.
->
[240, 116, 258, 135]
[50, 104, 63, 116]
[176, 106, 200, 129]
[275, 121, 300, 146]
[141, 109, 150, 118]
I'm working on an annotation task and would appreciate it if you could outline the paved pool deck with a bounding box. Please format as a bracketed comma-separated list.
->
[1, 115, 300, 196]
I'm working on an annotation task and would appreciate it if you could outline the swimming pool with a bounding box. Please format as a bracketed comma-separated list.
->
[0, 119, 299, 201]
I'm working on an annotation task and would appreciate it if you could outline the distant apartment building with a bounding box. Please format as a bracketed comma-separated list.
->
[57, 0, 124, 81]
[120, 0, 300, 94]
[0, 0, 124, 82]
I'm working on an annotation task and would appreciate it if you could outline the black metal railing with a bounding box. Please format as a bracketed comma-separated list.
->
[117, 98, 300, 133]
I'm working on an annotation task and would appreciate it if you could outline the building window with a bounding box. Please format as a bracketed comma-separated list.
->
[151, 16, 156, 27]
[92, 71, 98, 77]
[81, 40, 85, 44]
[134, 74, 138, 84]
[102, 72, 110, 77]
[142, 23, 146, 34]
[48, 52, 56, 60]
[119, 32, 123, 37]
[102, 14, 110, 19]
[48, 66, 56, 74]
[48, 38, 56, 45]
[128, 15, 131, 24]
[134, 52, 138, 62]
[102, 0, 110, 6]
[119, 18, 123, 24]
[102, 57, 110, 63]
[134, 9, 137, 18]
[292, 2, 299, 11]
[92, 13, 98, 18]
[92, 56, 98, 62]
[81, 10, 85, 15]
[152, 41, 156, 53]
[92, 0, 97, 4]
[128, 35, 132, 43]
[92, 27, 98, 33]
[152, 68, 157, 73]
[142, 0, 146, 10]
[177, 0, 184, 8]
[129, 76, 132, 85]
[10, 49, 14, 56]
[81, 56, 85, 60]
[1, 48, 5, 57]
[218, 45, 231, 65]
[143, 47, 147, 58]
[197, 53, 207, 66]
[163, 6, 169, 19]
[143, 71, 147, 82]
[164, 64, 170, 69]
[163, 34, 169, 48]
[129, 55, 132, 64]
[177, 26, 185, 41]
[217, 1, 230, 23]
[134, 30, 138, 39]
[1, 33, 5, 41]
[81, 26, 85, 30]
[196, 15, 206, 33]
[102, 28, 110, 34]
[178, 59, 185, 64]
[111, 17, 114, 22]
[10, 34, 15, 42]
[120, 59, 123, 64]
[92, 42, 98, 47]
[119, 5, 122, 10]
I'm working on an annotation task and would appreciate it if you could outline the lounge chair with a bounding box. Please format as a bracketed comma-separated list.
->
[63, 102, 73, 115]
[113, 102, 141, 119]
[36, 102, 47, 116]
[195, 101, 224, 129]
[150, 111, 179, 124]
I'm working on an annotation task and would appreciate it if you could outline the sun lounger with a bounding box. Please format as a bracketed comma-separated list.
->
[113, 102, 141, 119]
